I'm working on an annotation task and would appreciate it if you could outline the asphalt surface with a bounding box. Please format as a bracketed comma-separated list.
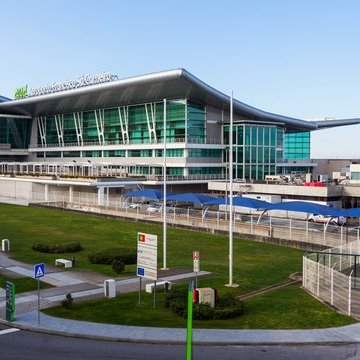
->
[0, 323, 359, 360]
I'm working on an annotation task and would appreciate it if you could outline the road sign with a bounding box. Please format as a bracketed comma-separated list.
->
[137, 232, 157, 281]
[193, 251, 200, 272]
[34, 263, 45, 279]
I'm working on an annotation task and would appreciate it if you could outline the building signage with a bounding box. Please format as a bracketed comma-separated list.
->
[14, 71, 118, 100]
[137, 232, 158, 281]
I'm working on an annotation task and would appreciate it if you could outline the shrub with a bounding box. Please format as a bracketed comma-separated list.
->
[32, 242, 82, 254]
[165, 288, 245, 320]
[61, 293, 73, 309]
[88, 248, 136, 265]
[111, 259, 125, 274]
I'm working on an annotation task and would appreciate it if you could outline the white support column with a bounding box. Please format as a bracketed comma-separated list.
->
[145, 103, 157, 143]
[37, 116, 47, 147]
[54, 114, 64, 147]
[289, 218, 292, 239]
[94, 109, 105, 145]
[118, 106, 129, 144]
[97, 187, 105, 206]
[44, 184, 49, 202]
[69, 186, 73, 203]
[73, 112, 84, 146]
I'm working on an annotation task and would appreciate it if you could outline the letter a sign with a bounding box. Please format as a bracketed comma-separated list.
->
[34, 263, 45, 279]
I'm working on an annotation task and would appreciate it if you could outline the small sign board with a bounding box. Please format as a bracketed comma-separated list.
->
[6, 281, 15, 321]
[137, 232, 157, 281]
[193, 251, 200, 273]
[34, 263, 45, 279]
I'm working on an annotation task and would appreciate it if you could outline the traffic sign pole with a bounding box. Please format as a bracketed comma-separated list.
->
[138, 277, 142, 305]
[34, 263, 45, 325]
[37, 278, 40, 325]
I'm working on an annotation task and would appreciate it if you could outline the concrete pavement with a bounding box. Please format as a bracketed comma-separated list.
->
[4, 311, 360, 345]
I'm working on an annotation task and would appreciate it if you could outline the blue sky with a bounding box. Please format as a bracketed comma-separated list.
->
[0, 0, 359, 158]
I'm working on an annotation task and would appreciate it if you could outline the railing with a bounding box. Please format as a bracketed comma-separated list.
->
[31, 190, 360, 250]
[31, 137, 224, 148]
[304, 240, 360, 320]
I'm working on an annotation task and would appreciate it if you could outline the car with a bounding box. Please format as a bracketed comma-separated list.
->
[146, 203, 162, 213]
[308, 214, 346, 226]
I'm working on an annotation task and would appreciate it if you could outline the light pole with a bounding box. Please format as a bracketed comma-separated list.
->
[162, 98, 168, 270]
[226, 90, 238, 288]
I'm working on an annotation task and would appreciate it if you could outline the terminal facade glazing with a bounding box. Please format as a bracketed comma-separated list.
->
[0, 117, 31, 149]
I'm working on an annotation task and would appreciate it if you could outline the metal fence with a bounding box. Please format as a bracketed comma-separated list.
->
[31, 190, 360, 249]
[303, 240, 360, 320]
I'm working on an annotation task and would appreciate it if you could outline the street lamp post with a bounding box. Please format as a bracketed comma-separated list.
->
[226, 90, 238, 288]
[162, 98, 168, 270]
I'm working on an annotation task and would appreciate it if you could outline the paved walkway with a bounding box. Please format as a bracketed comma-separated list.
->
[3, 311, 360, 345]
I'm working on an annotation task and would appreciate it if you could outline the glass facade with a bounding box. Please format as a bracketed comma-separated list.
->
[224, 124, 281, 180]
[38, 99, 207, 147]
[0, 117, 31, 149]
[284, 132, 310, 159]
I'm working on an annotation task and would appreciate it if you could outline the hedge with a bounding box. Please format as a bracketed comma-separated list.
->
[165, 287, 245, 320]
[32, 242, 82, 254]
[88, 248, 136, 265]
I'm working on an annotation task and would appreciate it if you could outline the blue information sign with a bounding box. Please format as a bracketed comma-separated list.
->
[34, 263, 45, 279]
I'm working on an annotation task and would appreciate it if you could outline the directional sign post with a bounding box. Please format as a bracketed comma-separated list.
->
[34, 263, 45, 325]
[137, 232, 158, 307]
[193, 251, 200, 288]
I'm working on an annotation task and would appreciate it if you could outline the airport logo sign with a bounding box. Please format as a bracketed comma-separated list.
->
[14, 71, 118, 100]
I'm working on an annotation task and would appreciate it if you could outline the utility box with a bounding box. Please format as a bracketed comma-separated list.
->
[2, 239, 10, 252]
[104, 279, 116, 298]
[193, 287, 216, 308]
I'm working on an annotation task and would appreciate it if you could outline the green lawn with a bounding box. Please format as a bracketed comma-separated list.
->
[0, 274, 53, 294]
[0, 203, 356, 329]
[0, 203, 302, 296]
[44, 284, 356, 329]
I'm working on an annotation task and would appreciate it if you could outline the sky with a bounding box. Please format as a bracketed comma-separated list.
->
[0, 0, 359, 158]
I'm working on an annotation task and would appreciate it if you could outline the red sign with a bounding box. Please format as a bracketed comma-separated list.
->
[193, 251, 200, 260]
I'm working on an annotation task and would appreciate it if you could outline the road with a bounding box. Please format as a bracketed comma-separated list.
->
[0, 324, 359, 360]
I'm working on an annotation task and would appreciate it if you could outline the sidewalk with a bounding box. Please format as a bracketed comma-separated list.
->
[4, 310, 360, 345]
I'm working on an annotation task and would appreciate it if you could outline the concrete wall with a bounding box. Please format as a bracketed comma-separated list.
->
[0, 178, 34, 200]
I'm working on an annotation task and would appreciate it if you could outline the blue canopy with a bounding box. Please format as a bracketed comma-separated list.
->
[345, 208, 360, 217]
[167, 193, 216, 204]
[270, 201, 343, 216]
[205, 196, 273, 209]
[126, 189, 164, 200]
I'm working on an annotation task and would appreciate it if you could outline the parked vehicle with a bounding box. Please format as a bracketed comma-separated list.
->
[308, 214, 346, 226]
[146, 203, 162, 213]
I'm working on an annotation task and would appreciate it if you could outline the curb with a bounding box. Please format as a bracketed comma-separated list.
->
[1, 316, 360, 346]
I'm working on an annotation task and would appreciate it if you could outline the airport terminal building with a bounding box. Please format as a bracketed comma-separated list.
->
[0, 69, 359, 181]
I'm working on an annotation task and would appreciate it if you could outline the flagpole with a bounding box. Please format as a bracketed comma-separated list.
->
[162, 98, 168, 270]
[226, 90, 238, 287]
